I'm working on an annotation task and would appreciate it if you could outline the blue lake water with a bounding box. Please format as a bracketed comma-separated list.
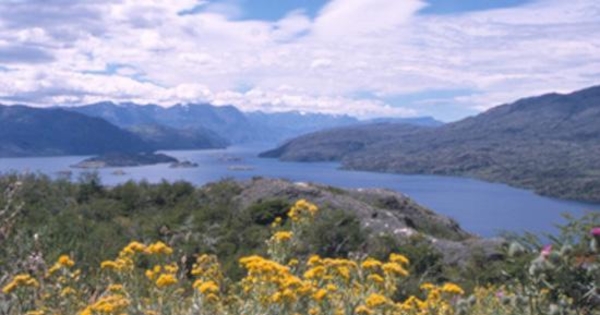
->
[1, 145, 598, 238]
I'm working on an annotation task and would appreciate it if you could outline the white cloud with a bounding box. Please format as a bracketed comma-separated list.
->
[272, 10, 311, 41]
[0, 0, 599, 119]
[310, 58, 332, 69]
[211, 88, 416, 118]
[312, 0, 426, 38]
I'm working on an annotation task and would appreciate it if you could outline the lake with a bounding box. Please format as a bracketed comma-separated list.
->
[1, 145, 598, 238]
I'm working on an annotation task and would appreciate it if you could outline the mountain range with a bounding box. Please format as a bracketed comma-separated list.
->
[69, 102, 443, 144]
[67, 102, 359, 144]
[261, 85, 600, 203]
[0, 101, 442, 158]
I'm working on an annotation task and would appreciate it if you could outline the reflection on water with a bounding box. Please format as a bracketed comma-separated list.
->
[1, 145, 598, 237]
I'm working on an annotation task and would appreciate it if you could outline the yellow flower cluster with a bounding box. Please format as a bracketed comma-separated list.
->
[79, 294, 129, 315]
[394, 282, 466, 314]
[145, 241, 173, 255]
[2, 274, 39, 294]
[191, 254, 224, 306]
[146, 263, 179, 288]
[287, 199, 319, 222]
[239, 254, 311, 305]
[272, 231, 293, 242]
[2, 200, 486, 315]
[101, 241, 174, 273]
[47, 254, 76, 277]
[442, 282, 465, 295]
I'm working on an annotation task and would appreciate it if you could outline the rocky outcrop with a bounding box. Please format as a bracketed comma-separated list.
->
[231, 177, 504, 264]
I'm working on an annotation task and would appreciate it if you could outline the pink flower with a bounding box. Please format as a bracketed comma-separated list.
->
[591, 227, 600, 237]
[541, 245, 552, 258]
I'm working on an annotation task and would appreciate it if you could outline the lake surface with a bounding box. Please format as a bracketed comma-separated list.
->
[1, 145, 598, 238]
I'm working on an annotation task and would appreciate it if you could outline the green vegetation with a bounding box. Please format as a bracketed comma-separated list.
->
[1, 174, 599, 314]
[0, 174, 372, 280]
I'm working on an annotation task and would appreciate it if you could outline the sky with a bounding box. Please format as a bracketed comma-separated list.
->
[0, 0, 598, 121]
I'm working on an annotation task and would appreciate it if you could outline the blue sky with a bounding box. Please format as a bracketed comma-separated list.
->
[209, 0, 534, 21]
[0, 0, 598, 121]
[420, 0, 533, 14]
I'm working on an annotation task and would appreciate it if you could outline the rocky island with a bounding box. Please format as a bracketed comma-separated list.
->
[71, 152, 178, 168]
[169, 160, 199, 168]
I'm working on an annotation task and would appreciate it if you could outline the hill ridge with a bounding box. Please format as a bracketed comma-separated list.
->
[261, 85, 600, 203]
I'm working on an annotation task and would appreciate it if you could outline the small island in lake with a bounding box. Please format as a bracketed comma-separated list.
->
[71, 152, 178, 168]
[169, 160, 199, 168]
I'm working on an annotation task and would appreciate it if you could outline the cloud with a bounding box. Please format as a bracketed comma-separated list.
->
[272, 10, 311, 42]
[0, 0, 598, 119]
[201, 0, 244, 19]
[310, 59, 332, 69]
[211, 88, 416, 118]
[0, 44, 55, 64]
[312, 0, 426, 38]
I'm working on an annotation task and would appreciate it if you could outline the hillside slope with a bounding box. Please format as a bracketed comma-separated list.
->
[127, 124, 228, 150]
[0, 105, 152, 157]
[261, 85, 600, 203]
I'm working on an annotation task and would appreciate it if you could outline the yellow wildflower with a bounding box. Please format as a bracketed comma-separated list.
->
[355, 305, 374, 315]
[196, 281, 219, 294]
[80, 294, 129, 315]
[58, 255, 75, 268]
[271, 291, 282, 303]
[442, 282, 465, 295]
[119, 241, 146, 257]
[420, 282, 436, 291]
[382, 262, 409, 277]
[287, 199, 319, 221]
[145, 241, 173, 255]
[2, 274, 39, 294]
[101, 258, 133, 272]
[307, 255, 321, 266]
[361, 258, 382, 270]
[400, 296, 426, 311]
[313, 289, 328, 302]
[272, 231, 293, 242]
[365, 293, 388, 308]
[101, 260, 119, 270]
[271, 216, 283, 227]
[389, 253, 410, 265]
[46, 264, 61, 277]
[164, 263, 179, 274]
[155, 274, 177, 288]
[367, 274, 385, 284]
[145, 265, 162, 281]
[303, 266, 325, 279]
